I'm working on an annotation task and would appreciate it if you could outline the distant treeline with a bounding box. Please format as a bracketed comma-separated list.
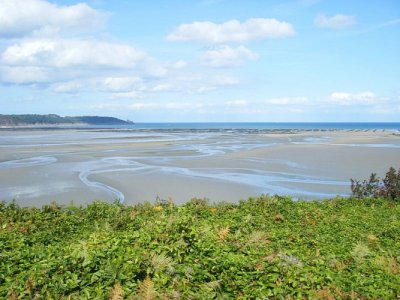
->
[0, 114, 133, 126]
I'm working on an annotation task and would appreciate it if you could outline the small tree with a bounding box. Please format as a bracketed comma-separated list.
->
[350, 167, 400, 201]
[379, 167, 400, 199]
[350, 173, 380, 199]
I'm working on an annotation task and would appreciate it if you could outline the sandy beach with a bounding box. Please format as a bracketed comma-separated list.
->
[0, 129, 399, 206]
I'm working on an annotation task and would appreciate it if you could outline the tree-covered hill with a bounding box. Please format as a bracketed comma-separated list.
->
[0, 114, 133, 126]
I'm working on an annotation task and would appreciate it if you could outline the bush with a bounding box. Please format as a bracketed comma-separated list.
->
[351, 167, 400, 201]
[1, 196, 399, 298]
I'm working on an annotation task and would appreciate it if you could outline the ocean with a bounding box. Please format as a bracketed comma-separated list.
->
[79, 122, 400, 131]
[132, 122, 400, 130]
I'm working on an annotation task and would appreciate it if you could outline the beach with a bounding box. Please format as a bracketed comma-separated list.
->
[0, 129, 399, 206]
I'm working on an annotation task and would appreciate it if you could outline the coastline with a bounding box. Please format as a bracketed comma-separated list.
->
[0, 123, 90, 129]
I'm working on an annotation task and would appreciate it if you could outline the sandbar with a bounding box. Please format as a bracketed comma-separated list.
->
[0, 129, 399, 206]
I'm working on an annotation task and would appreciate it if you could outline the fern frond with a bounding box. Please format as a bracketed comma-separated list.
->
[217, 226, 230, 242]
[109, 283, 124, 300]
[203, 279, 221, 291]
[245, 230, 270, 247]
[351, 242, 370, 261]
[151, 253, 175, 274]
[138, 276, 157, 300]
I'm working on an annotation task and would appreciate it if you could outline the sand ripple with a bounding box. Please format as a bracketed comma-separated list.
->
[0, 156, 57, 169]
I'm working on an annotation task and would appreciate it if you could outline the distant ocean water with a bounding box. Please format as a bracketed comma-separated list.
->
[83, 122, 400, 131]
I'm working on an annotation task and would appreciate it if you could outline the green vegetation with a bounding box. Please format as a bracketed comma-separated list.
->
[1, 196, 399, 299]
[351, 167, 400, 201]
[0, 114, 133, 126]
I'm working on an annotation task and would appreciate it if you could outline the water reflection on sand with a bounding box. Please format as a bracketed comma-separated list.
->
[0, 129, 399, 206]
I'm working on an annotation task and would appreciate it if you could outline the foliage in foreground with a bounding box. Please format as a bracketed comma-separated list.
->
[0, 196, 399, 299]
[351, 167, 400, 201]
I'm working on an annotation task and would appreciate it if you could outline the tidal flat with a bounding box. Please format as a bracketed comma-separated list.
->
[0, 129, 399, 206]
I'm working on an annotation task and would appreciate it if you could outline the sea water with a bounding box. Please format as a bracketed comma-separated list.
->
[71, 122, 400, 131]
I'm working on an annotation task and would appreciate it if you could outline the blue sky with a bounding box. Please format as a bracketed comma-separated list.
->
[0, 0, 399, 122]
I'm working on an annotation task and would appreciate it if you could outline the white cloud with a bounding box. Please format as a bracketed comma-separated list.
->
[52, 81, 83, 93]
[0, 35, 237, 98]
[111, 91, 144, 99]
[265, 97, 309, 105]
[162, 73, 238, 95]
[0, 2, 245, 101]
[211, 75, 239, 86]
[51, 77, 146, 97]
[329, 91, 376, 105]
[1, 38, 147, 69]
[323, 91, 400, 117]
[171, 74, 239, 94]
[222, 97, 310, 115]
[367, 105, 400, 114]
[92, 101, 208, 111]
[0, 66, 48, 84]
[0, 38, 165, 85]
[0, 0, 106, 38]
[100, 77, 143, 93]
[128, 103, 159, 110]
[167, 18, 295, 43]
[164, 102, 204, 110]
[50, 72, 239, 98]
[90, 103, 156, 110]
[314, 14, 355, 29]
[200, 45, 259, 67]
[150, 83, 176, 92]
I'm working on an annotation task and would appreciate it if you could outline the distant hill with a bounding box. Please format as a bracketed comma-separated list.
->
[0, 114, 133, 126]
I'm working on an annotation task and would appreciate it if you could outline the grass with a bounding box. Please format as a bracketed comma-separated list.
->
[0, 196, 399, 299]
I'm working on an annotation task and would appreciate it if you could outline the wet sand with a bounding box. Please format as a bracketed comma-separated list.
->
[0, 129, 399, 206]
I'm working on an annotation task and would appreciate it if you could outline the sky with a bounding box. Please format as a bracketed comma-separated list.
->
[0, 0, 399, 122]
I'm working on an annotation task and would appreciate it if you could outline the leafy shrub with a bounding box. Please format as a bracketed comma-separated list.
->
[1, 196, 399, 298]
[351, 167, 400, 201]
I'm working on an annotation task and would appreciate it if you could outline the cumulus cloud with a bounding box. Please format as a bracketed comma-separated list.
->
[0, 2, 243, 98]
[329, 91, 376, 105]
[167, 18, 295, 43]
[1, 38, 147, 69]
[0, 0, 106, 38]
[0, 38, 165, 84]
[314, 13, 355, 29]
[200, 45, 258, 67]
